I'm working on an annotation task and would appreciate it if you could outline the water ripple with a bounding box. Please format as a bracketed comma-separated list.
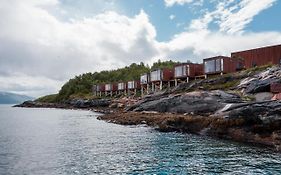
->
[0, 105, 281, 175]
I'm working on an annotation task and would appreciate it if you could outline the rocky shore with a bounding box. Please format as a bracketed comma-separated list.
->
[14, 99, 115, 114]
[98, 111, 281, 151]
[15, 66, 281, 151]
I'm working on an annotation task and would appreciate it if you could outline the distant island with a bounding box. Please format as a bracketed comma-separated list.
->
[0, 92, 34, 104]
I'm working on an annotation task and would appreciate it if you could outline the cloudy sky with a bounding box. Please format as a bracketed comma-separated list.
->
[1, 0, 281, 97]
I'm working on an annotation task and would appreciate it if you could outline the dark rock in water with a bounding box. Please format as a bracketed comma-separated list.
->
[14, 100, 69, 108]
[15, 99, 111, 109]
[127, 90, 243, 116]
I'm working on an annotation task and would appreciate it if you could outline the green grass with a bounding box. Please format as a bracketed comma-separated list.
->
[244, 64, 273, 74]
[69, 92, 96, 100]
[35, 94, 58, 103]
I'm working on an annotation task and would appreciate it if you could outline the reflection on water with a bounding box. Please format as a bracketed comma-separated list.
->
[0, 105, 280, 174]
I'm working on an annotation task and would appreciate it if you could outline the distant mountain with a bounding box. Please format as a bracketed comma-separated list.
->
[0, 92, 34, 104]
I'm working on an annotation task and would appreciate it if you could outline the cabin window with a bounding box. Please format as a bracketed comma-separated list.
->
[221, 59, 224, 71]
[175, 66, 186, 77]
[150, 70, 161, 81]
[140, 74, 148, 84]
[118, 83, 125, 90]
[204, 60, 215, 73]
[128, 81, 135, 89]
[105, 84, 112, 91]
[215, 59, 221, 72]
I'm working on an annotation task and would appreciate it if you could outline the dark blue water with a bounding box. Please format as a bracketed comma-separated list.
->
[0, 105, 281, 175]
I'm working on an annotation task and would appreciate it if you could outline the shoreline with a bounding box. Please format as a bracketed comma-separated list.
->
[13, 100, 118, 114]
[14, 96, 281, 152]
[98, 111, 281, 152]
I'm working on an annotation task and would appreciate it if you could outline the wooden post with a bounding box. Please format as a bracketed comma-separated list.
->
[160, 81, 163, 91]
[186, 77, 189, 83]
[175, 79, 178, 86]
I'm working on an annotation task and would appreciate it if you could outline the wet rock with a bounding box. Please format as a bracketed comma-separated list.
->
[15, 99, 111, 109]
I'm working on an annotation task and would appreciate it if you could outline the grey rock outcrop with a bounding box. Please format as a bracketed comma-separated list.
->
[237, 66, 281, 94]
[68, 99, 111, 108]
[127, 90, 243, 116]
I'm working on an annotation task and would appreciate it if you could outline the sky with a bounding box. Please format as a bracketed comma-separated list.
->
[0, 0, 281, 97]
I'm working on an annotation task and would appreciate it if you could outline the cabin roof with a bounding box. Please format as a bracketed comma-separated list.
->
[203, 56, 230, 61]
[174, 63, 202, 67]
[232, 44, 281, 54]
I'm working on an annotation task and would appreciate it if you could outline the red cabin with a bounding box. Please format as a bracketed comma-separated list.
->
[96, 84, 105, 92]
[150, 68, 174, 82]
[118, 82, 127, 91]
[204, 56, 244, 75]
[140, 73, 150, 85]
[231, 44, 281, 69]
[105, 83, 117, 92]
[174, 63, 204, 78]
[127, 80, 141, 90]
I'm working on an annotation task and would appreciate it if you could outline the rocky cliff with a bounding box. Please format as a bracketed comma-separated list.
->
[102, 66, 281, 151]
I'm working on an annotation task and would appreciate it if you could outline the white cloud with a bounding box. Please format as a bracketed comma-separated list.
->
[169, 14, 176, 20]
[0, 1, 159, 97]
[189, 0, 277, 34]
[218, 0, 276, 34]
[0, 73, 62, 97]
[160, 31, 281, 62]
[164, 0, 195, 7]
[0, 0, 281, 97]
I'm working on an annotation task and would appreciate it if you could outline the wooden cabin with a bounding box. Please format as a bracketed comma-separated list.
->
[127, 80, 140, 95]
[231, 44, 281, 69]
[105, 83, 117, 96]
[96, 84, 105, 96]
[140, 73, 150, 85]
[174, 63, 204, 85]
[117, 82, 127, 94]
[150, 68, 174, 91]
[203, 56, 243, 77]
[140, 73, 150, 96]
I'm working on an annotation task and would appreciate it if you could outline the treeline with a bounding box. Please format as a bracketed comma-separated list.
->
[37, 60, 179, 102]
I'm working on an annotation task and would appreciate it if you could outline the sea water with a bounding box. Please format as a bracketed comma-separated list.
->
[0, 105, 280, 174]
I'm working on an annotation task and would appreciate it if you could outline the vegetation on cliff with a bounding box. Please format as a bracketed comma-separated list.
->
[37, 60, 178, 102]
